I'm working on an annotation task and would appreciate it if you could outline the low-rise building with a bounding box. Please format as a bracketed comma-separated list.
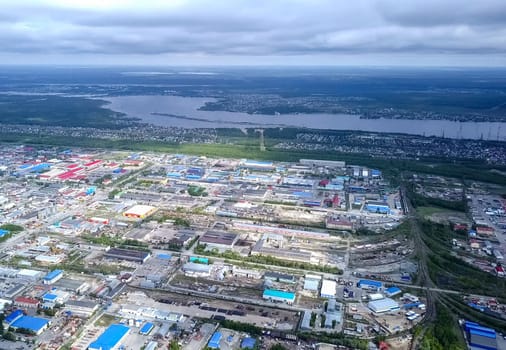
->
[14, 296, 40, 309]
[43, 269, 64, 284]
[320, 279, 337, 298]
[65, 299, 99, 317]
[182, 262, 211, 277]
[263, 289, 296, 304]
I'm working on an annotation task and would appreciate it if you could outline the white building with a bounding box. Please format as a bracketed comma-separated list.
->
[182, 263, 211, 277]
[320, 279, 337, 298]
[368, 298, 400, 314]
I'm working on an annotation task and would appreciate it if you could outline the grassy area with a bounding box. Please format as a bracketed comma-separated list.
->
[94, 314, 117, 327]
[419, 303, 466, 350]
[417, 206, 456, 217]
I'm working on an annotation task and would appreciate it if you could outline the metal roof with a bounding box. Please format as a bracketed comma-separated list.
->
[89, 324, 130, 350]
[11, 316, 50, 332]
[208, 331, 222, 349]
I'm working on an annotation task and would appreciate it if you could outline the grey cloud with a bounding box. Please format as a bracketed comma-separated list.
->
[0, 0, 504, 65]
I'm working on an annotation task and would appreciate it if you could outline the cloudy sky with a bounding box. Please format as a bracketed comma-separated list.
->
[1, 0, 506, 66]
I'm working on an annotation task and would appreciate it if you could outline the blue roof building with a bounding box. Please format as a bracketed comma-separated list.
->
[0, 229, 9, 238]
[189, 256, 209, 264]
[43, 269, 63, 284]
[139, 322, 154, 335]
[208, 331, 222, 349]
[385, 286, 402, 297]
[89, 324, 130, 350]
[464, 321, 497, 350]
[357, 279, 383, 291]
[42, 293, 58, 303]
[5, 310, 24, 324]
[262, 289, 296, 304]
[157, 253, 172, 260]
[365, 203, 391, 214]
[11, 316, 50, 335]
[241, 337, 256, 349]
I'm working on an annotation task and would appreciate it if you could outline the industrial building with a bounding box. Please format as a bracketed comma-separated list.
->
[357, 279, 383, 291]
[89, 324, 130, 350]
[320, 279, 337, 298]
[199, 230, 238, 250]
[464, 321, 498, 350]
[183, 262, 212, 277]
[232, 266, 262, 279]
[385, 286, 402, 297]
[53, 278, 90, 294]
[233, 222, 330, 239]
[251, 240, 312, 263]
[364, 201, 391, 214]
[300, 311, 312, 330]
[140, 322, 154, 335]
[303, 274, 321, 291]
[241, 337, 257, 349]
[104, 248, 151, 264]
[368, 298, 400, 314]
[122, 204, 157, 219]
[208, 331, 222, 349]
[5, 310, 24, 326]
[17, 268, 42, 281]
[43, 269, 64, 284]
[65, 299, 99, 317]
[264, 271, 296, 284]
[300, 159, 346, 168]
[189, 256, 209, 264]
[10, 315, 50, 335]
[263, 289, 296, 304]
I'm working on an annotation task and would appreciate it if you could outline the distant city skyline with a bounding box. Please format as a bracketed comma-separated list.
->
[0, 0, 505, 66]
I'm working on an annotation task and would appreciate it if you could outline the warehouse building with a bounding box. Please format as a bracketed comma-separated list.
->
[232, 266, 262, 279]
[241, 337, 257, 349]
[43, 269, 64, 284]
[89, 324, 130, 350]
[365, 202, 391, 214]
[183, 262, 212, 277]
[123, 204, 157, 219]
[303, 274, 321, 291]
[264, 271, 296, 284]
[368, 298, 400, 314]
[320, 279, 337, 298]
[464, 321, 498, 350]
[385, 286, 402, 297]
[199, 230, 238, 251]
[54, 278, 90, 294]
[357, 279, 383, 291]
[104, 248, 151, 264]
[300, 159, 346, 168]
[140, 322, 154, 335]
[208, 331, 222, 349]
[300, 311, 312, 330]
[251, 240, 312, 263]
[5, 309, 23, 325]
[263, 289, 296, 304]
[65, 299, 99, 317]
[17, 269, 42, 281]
[10, 315, 51, 335]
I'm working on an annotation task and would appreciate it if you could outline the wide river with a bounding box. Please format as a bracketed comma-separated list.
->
[105, 95, 506, 141]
